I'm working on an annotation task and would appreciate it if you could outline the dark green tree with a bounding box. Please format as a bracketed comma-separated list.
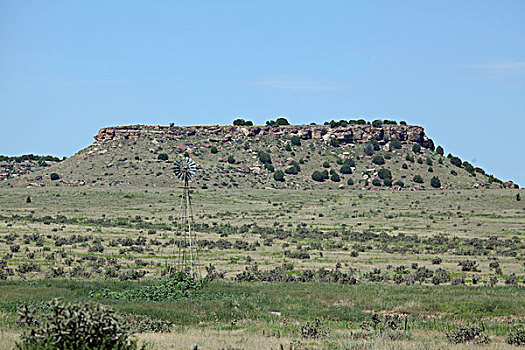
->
[431, 176, 441, 188]
[413, 175, 424, 183]
[412, 144, 421, 153]
[311, 171, 325, 182]
[372, 155, 385, 165]
[273, 170, 285, 182]
[436, 145, 444, 155]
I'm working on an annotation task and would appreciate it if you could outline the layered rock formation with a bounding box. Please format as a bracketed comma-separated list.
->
[94, 124, 430, 147]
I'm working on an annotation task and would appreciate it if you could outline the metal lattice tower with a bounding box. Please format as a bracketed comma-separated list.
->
[170, 156, 200, 278]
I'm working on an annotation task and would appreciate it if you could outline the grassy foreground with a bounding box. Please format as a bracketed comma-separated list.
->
[0, 279, 523, 349]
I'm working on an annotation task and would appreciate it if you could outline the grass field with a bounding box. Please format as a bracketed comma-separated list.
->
[0, 186, 523, 349]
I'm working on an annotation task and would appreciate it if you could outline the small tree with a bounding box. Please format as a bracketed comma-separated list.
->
[377, 168, 392, 180]
[273, 170, 285, 182]
[390, 138, 402, 150]
[430, 176, 441, 188]
[210, 146, 218, 154]
[291, 136, 301, 146]
[347, 178, 354, 186]
[157, 153, 168, 161]
[516, 193, 521, 201]
[413, 175, 424, 183]
[412, 144, 421, 153]
[340, 164, 352, 174]
[227, 155, 235, 164]
[258, 151, 272, 164]
[372, 120, 382, 127]
[50, 173, 59, 181]
[311, 171, 325, 182]
[450, 156, 462, 167]
[26, 196, 31, 203]
[436, 145, 444, 156]
[372, 179, 382, 186]
[372, 155, 385, 165]
[331, 172, 341, 182]
[322, 161, 330, 168]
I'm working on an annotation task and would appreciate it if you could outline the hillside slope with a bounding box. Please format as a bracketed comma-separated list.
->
[3, 124, 516, 190]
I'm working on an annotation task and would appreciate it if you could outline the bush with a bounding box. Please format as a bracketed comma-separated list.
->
[430, 176, 441, 188]
[227, 155, 235, 164]
[378, 168, 392, 180]
[347, 178, 354, 186]
[372, 179, 381, 186]
[372, 119, 383, 128]
[266, 117, 289, 126]
[412, 144, 421, 153]
[364, 143, 375, 156]
[383, 178, 392, 187]
[344, 158, 356, 167]
[402, 163, 408, 169]
[506, 328, 525, 346]
[436, 145, 444, 155]
[312, 171, 325, 182]
[446, 325, 490, 344]
[291, 136, 301, 146]
[330, 138, 340, 147]
[273, 170, 285, 182]
[264, 163, 275, 172]
[331, 172, 341, 182]
[406, 154, 414, 163]
[322, 161, 330, 168]
[210, 146, 218, 154]
[284, 165, 299, 175]
[393, 180, 404, 187]
[413, 175, 424, 183]
[16, 299, 139, 350]
[50, 173, 60, 181]
[157, 153, 168, 161]
[450, 156, 462, 167]
[458, 259, 479, 272]
[285, 143, 292, 151]
[372, 155, 385, 165]
[390, 138, 402, 150]
[233, 118, 253, 126]
[26, 196, 31, 203]
[258, 151, 272, 164]
[340, 164, 352, 174]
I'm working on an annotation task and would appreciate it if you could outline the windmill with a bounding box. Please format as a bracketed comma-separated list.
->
[171, 156, 200, 278]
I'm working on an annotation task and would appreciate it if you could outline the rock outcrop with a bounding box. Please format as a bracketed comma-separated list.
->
[94, 124, 430, 147]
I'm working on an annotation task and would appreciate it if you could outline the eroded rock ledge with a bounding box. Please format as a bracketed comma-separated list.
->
[95, 124, 430, 147]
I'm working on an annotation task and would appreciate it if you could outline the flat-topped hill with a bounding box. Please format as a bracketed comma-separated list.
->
[1, 123, 517, 190]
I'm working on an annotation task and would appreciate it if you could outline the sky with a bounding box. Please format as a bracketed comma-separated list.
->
[0, 1, 524, 186]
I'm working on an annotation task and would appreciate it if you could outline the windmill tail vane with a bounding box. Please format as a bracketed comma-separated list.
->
[171, 156, 200, 278]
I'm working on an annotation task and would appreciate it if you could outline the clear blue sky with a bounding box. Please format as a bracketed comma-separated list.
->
[1, 1, 524, 186]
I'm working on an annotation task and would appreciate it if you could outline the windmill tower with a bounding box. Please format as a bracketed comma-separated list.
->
[171, 156, 200, 278]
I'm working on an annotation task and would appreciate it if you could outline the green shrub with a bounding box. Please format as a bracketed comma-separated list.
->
[364, 143, 375, 156]
[227, 155, 235, 164]
[413, 175, 424, 183]
[372, 155, 385, 165]
[390, 138, 402, 150]
[157, 153, 168, 161]
[266, 117, 289, 126]
[312, 171, 325, 182]
[347, 178, 354, 186]
[285, 143, 292, 151]
[273, 170, 285, 182]
[322, 161, 330, 168]
[291, 136, 301, 146]
[340, 164, 352, 174]
[450, 156, 462, 167]
[16, 299, 139, 350]
[378, 168, 392, 180]
[430, 176, 441, 188]
[450, 169, 458, 176]
[233, 118, 253, 126]
[394, 180, 404, 187]
[383, 178, 392, 187]
[405, 154, 414, 163]
[344, 158, 356, 167]
[436, 145, 444, 155]
[330, 138, 340, 147]
[428, 167, 433, 172]
[258, 151, 272, 164]
[412, 144, 421, 153]
[402, 163, 408, 169]
[446, 325, 490, 344]
[372, 179, 382, 186]
[210, 146, 218, 154]
[372, 120, 383, 128]
[264, 163, 275, 172]
[506, 328, 525, 346]
[50, 173, 59, 181]
[284, 165, 299, 175]
[331, 172, 341, 182]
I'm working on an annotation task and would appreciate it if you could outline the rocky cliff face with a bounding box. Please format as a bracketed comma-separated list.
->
[94, 124, 430, 147]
